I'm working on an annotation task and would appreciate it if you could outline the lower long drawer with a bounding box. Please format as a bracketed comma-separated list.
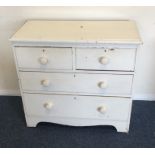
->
[23, 93, 131, 121]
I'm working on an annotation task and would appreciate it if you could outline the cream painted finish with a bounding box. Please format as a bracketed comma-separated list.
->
[15, 47, 73, 70]
[76, 48, 136, 71]
[23, 94, 131, 121]
[10, 20, 141, 132]
[10, 20, 141, 44]
[19, 72, 133, 96]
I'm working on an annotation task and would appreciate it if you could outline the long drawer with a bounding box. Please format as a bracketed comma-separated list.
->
[23, 93, 131, 121]
[20, 72, 133, 96]
[15, 47, 73, 70]
[76, 48, 136, 71]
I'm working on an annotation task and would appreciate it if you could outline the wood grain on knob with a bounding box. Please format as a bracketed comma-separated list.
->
[98, 81, 108, 89]
[99, 56, 109, 65]
[43, 102, 53, 110]
[41, 79, 50, 87]
[39, 57, 48, 65]
[97, 105, 107, 114]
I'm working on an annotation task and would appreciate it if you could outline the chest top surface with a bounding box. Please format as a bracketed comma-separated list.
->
[10, 20, 142, 44]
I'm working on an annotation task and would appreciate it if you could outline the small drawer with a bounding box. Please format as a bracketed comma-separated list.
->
[76, 48, 136, 71]
[15, 47, 73, 70]
[23, 93, 131, 121]
[20, 72, 133, 96]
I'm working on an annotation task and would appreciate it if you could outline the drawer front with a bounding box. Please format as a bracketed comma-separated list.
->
[15, 47, 73, 70]
[76, 48, 136, 71]
[20, 72, 133, 96]
[23, 93, 131, 121]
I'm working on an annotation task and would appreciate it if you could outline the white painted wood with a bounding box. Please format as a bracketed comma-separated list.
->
[25, 115, 130, 132]
[23, 93, 131, 121]
[76, 48, 136, 71]
[18, 68, 135, 74]
[12, 41, 140, 48]
[5, 89, 155, 100]
[21, 91, 132, 98]
[10, 20, 142, 44]
[10, 20, 141, 132]
[19, 72, 133, 96]
[15, 47, 73, 70]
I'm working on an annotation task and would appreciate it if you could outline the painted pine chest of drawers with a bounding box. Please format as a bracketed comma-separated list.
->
[10, 20, 141, 132]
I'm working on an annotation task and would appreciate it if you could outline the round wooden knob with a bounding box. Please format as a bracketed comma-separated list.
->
[97, 105, 106, 114]
[39, 57, 48, 65]
[98, 81, 108, 89]
[41, 79, 50, 87]
[43, 102, 53, 110]
[99, 56, 109, 65]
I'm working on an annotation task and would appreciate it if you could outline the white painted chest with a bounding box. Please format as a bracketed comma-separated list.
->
[10, 20, 141, 132]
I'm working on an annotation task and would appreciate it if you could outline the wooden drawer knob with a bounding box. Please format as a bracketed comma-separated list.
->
[98, 81, 108, 89]
[97, 105, 107, 114]
[99, 56, 109, 65]
[39, 57, 48, 65]
[41, 79, 50, 87]
[43, 102, 53, 110]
